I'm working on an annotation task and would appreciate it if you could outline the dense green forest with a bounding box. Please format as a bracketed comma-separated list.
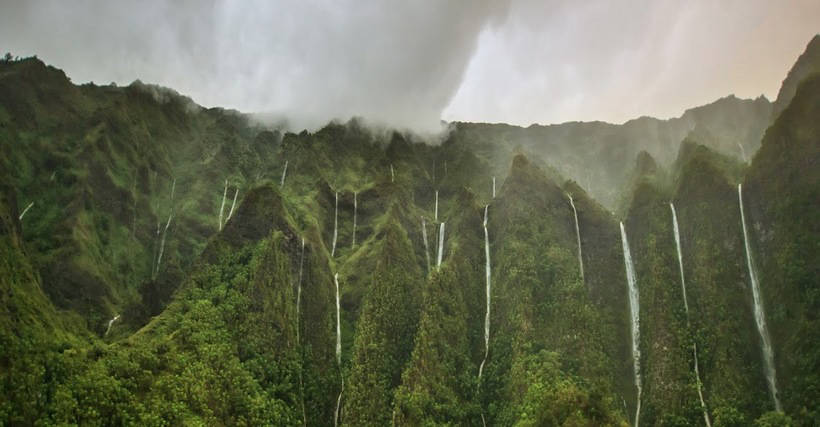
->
[1, 36, 818, 426]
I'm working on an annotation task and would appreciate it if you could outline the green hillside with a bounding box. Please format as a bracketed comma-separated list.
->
[1, 39, 818, 426]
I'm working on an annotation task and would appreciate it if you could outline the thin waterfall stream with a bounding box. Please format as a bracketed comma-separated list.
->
[738, 184, 781, 411]
[620, 222, 642, 427]
[331, 192, 338, 257]
[567, 193, 585, 284]
[670, 203, 712, 427]
[478, 205, 491, 384]
[334, 273, 344, 426]
[421, 217, 431, 274]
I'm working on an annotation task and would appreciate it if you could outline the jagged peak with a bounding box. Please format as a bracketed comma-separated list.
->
[773, 34, 820, 117]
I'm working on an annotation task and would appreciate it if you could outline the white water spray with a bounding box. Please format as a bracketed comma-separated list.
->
[18, 201, 34, 220]
[670, 203, 711, 426]
[478, 205, 491, 384]
[334, 273, 344, 427]
[296, 238, 305, 340]
[331, 192, 338, 257]
[352, 192, 357, 248]
[154, 210, 173, 278]
[620, 222, 642, 427]
[227, 188, 239, 222]
[568, 194, 585, 284]
[738, 184, 781, 411]
[436, 222, 445, 267]
[297, 237, 306, 426]
[218, 180, 228, 231]
[421, 217, 431, 274]
[104, 314, 121, 337]
[281, 160, 288, 187]
[434, 190, 439, 222]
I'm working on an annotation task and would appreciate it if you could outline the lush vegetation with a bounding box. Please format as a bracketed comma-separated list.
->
[1, 38, 818, 426]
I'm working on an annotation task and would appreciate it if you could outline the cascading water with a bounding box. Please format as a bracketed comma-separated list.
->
[154, 211, 173, 278]
[218, 180, 228, 231]
[18, 201, 34, 220]
[620, 222, 642, 427]
[227, 188, 239, 222]
[296, 238, 306, 426]
[738, 184, 781, 411]
[104, 314, 120, 337]
[477, 205, 491, 384]
[670, 203, 712, 427]
[434, 190, 439, 222]
[436, 222, 445, 267]
[280, 160, 288, 187]
[331, 192, 339, 257]
[334, 273, 344, 427]
[421, 217, 431, 274]
[390, 164, 394, 183]
[737, 142, 748, 163]
[352, 192, 357, 248]
[296, 238, 305, 341]
[670, 204, 689, 313]
[567, 194, 585, 283]
[492, 177, 496, 199]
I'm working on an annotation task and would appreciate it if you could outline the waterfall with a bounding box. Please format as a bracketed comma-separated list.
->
[492, 177, 496, 199]
[154, 210, 173, 278]
[281, 160, 288, 187]
[670, 203, 712, 427]
[436, 222, 445, 267]
[227, 188, 239, 222]
[104, 314, 120, 337]
[170, 178, 176, 201]
[334, 273, 344, 427]
[620, 222, 642, 427]
[352, 192, 357, 248]
[478, 205, 491, 384]
[331, 192, 339, 257]
[218, 180, 228, 231]
[18, 201, 34, 220]
[434, 190, 439, 222]
[568, 194, 585, 283]
[670, 204, 689, 313]
[738, 184, 781, 411]
[390, 164, 394, 183]
[297, 238, 306, 426]
[334, 272, 342, 365]
[296, 238, 305, 340]
[421, 217, 431, 274]
[737, 142, 748, 163]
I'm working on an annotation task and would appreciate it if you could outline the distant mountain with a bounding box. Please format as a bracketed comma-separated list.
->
[450, 92, 771, 209]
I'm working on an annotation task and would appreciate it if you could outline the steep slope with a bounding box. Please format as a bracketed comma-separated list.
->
[671, 142, 771, 423]
[0, 57, 282, 334]
[483, 155, 626, 425]
[744, 73, 820, 426]
[772, 34, 820, 119]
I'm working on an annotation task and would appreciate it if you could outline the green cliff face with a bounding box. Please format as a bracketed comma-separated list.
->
[1, 38, 818, 425]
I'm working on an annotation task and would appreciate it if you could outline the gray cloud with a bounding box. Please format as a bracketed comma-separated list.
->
[1, 0, 510, 131]
[1, 1, 818, 130]
[444, 0, 820, 125]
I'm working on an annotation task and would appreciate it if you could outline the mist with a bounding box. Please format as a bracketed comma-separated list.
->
[1, 0, 817, 130]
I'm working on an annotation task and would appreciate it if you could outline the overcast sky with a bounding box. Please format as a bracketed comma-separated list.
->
[1, 0, 818, 131]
